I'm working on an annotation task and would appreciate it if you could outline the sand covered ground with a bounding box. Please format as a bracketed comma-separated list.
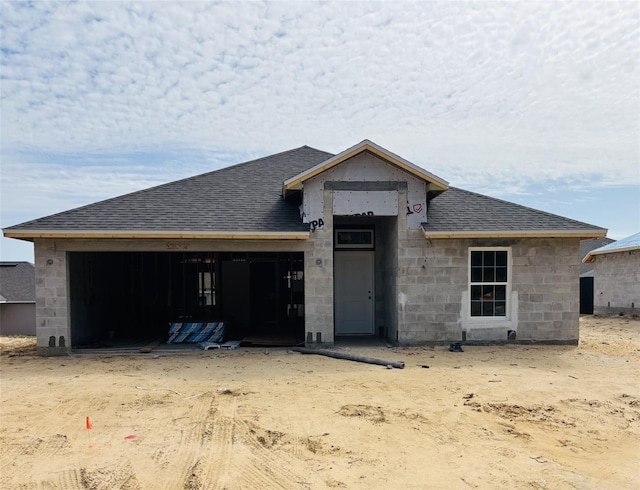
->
[1, 316, 638, 489]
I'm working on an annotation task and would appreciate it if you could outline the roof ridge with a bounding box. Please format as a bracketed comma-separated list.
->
[299, 144, 333, 154]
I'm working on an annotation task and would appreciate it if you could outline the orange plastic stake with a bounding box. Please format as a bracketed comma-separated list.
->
[86, 416, 93, 430]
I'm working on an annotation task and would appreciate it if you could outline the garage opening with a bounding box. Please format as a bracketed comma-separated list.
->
[68, 251, 304, 349]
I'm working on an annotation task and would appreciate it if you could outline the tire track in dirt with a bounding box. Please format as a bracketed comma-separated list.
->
[284, 418, 304, 463]
[0, 433, 73, 476]
[0, 394, 89, 472]
[10, 468, 85, 490]
[24, 455, 141, 489]
[64, 397, 111, 426]
[187, 393, 310, 489]
[155, 395, 214, 490]
[231, 416, 316, 489]
[197, 394, 237, 489]
[0, 394, 95, 489]
[52, 468, 85, 489]
[78, 460, 141, 490]
[24, 433, 71, 457]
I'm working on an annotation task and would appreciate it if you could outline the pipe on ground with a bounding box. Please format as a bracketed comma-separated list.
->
[292, 346, 405, 369]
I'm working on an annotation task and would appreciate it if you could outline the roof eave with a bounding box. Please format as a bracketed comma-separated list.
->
[422, 229, 607, 240]
[583, 244, 640, 263]
[3, 230, 310, 240]
[283, 140, 449, 198]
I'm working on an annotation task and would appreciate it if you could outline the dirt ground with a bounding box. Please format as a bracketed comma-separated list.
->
[1, 316, 638, 489]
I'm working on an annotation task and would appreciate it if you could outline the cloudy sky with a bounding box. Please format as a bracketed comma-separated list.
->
[1, 1, 639, 262]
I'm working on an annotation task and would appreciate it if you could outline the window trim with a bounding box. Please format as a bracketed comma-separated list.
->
[334, 228, 375, 250]
[468, 247, 512, 320]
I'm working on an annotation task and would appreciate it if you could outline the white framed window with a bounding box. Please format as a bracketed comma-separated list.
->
[469, 248, 510, 317]
[335, 229, 374, 249]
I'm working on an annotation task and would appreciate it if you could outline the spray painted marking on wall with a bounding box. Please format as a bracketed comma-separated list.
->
[308, 203, 423, 232]
[309, 218, 325, 232]
[309, 211, 374, 231]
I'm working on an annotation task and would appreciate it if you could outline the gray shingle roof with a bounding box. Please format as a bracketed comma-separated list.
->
[423, 187, 605, 235]
[0, 262, 35, 303]
[5, 146, 333, 234]
[4, 146, 605, 238]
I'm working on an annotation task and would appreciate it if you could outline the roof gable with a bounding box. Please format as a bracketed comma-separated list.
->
[283, 140, 448, 198]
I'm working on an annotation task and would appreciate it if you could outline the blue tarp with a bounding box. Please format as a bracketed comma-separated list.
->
[167, 322, 224, 343]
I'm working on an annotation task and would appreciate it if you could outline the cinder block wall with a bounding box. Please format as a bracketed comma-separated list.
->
[396, 232, 467, 343]
[303, 189, 335, 344]
[593, 250, 640, 315]
[33, 231, 583, 352]
[34, 239, 70, 355]
[513, 238, 580, 342]
[34, 237, 310, 355]
[395, 236, 581, 344]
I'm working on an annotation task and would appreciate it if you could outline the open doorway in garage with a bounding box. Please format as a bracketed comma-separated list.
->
[68, 251, 304, 349]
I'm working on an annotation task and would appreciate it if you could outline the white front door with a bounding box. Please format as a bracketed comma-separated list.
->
[335, 251, 375, 335]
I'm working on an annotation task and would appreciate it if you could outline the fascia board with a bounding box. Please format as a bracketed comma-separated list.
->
[583, 244, 640, 263]
[422, 229, 607, 240]
[283, 140, 448, 197]
[3, 230, 310, 240]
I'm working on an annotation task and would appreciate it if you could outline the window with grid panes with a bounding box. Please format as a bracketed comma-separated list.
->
[470, 250, 508, 317]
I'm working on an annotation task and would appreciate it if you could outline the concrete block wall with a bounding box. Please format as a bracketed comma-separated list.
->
[34, 236, 311, 355]
[303, 189, 335, 344]
[593, 250, 640, 315]
[394, 236, 581, 344]
[512, 238, 580, 342]
[34, 239, 70, 355]
[396, 234, 467, 343]
[32, 227, 584, 352]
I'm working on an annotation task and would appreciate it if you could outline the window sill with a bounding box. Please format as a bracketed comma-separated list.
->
[461, 318, 515, 331]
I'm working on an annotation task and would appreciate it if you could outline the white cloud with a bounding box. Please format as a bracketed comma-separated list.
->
[0, 149, 243, 226]
[2, 2, 637, 156]
[1, 0, 639, 260]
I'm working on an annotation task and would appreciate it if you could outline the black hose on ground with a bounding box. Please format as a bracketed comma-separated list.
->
[291, 346, 405, 369]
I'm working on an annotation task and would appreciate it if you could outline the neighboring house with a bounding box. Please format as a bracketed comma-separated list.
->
[0, 262, 36, 335]
[3, 140, 606, 355]
[579, 237, 615, 314]
[583, 232, 640, 316]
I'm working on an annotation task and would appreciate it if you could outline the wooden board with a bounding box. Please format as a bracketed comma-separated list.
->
[139, 338, 164, 353]
[240, 335, 302, 347]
